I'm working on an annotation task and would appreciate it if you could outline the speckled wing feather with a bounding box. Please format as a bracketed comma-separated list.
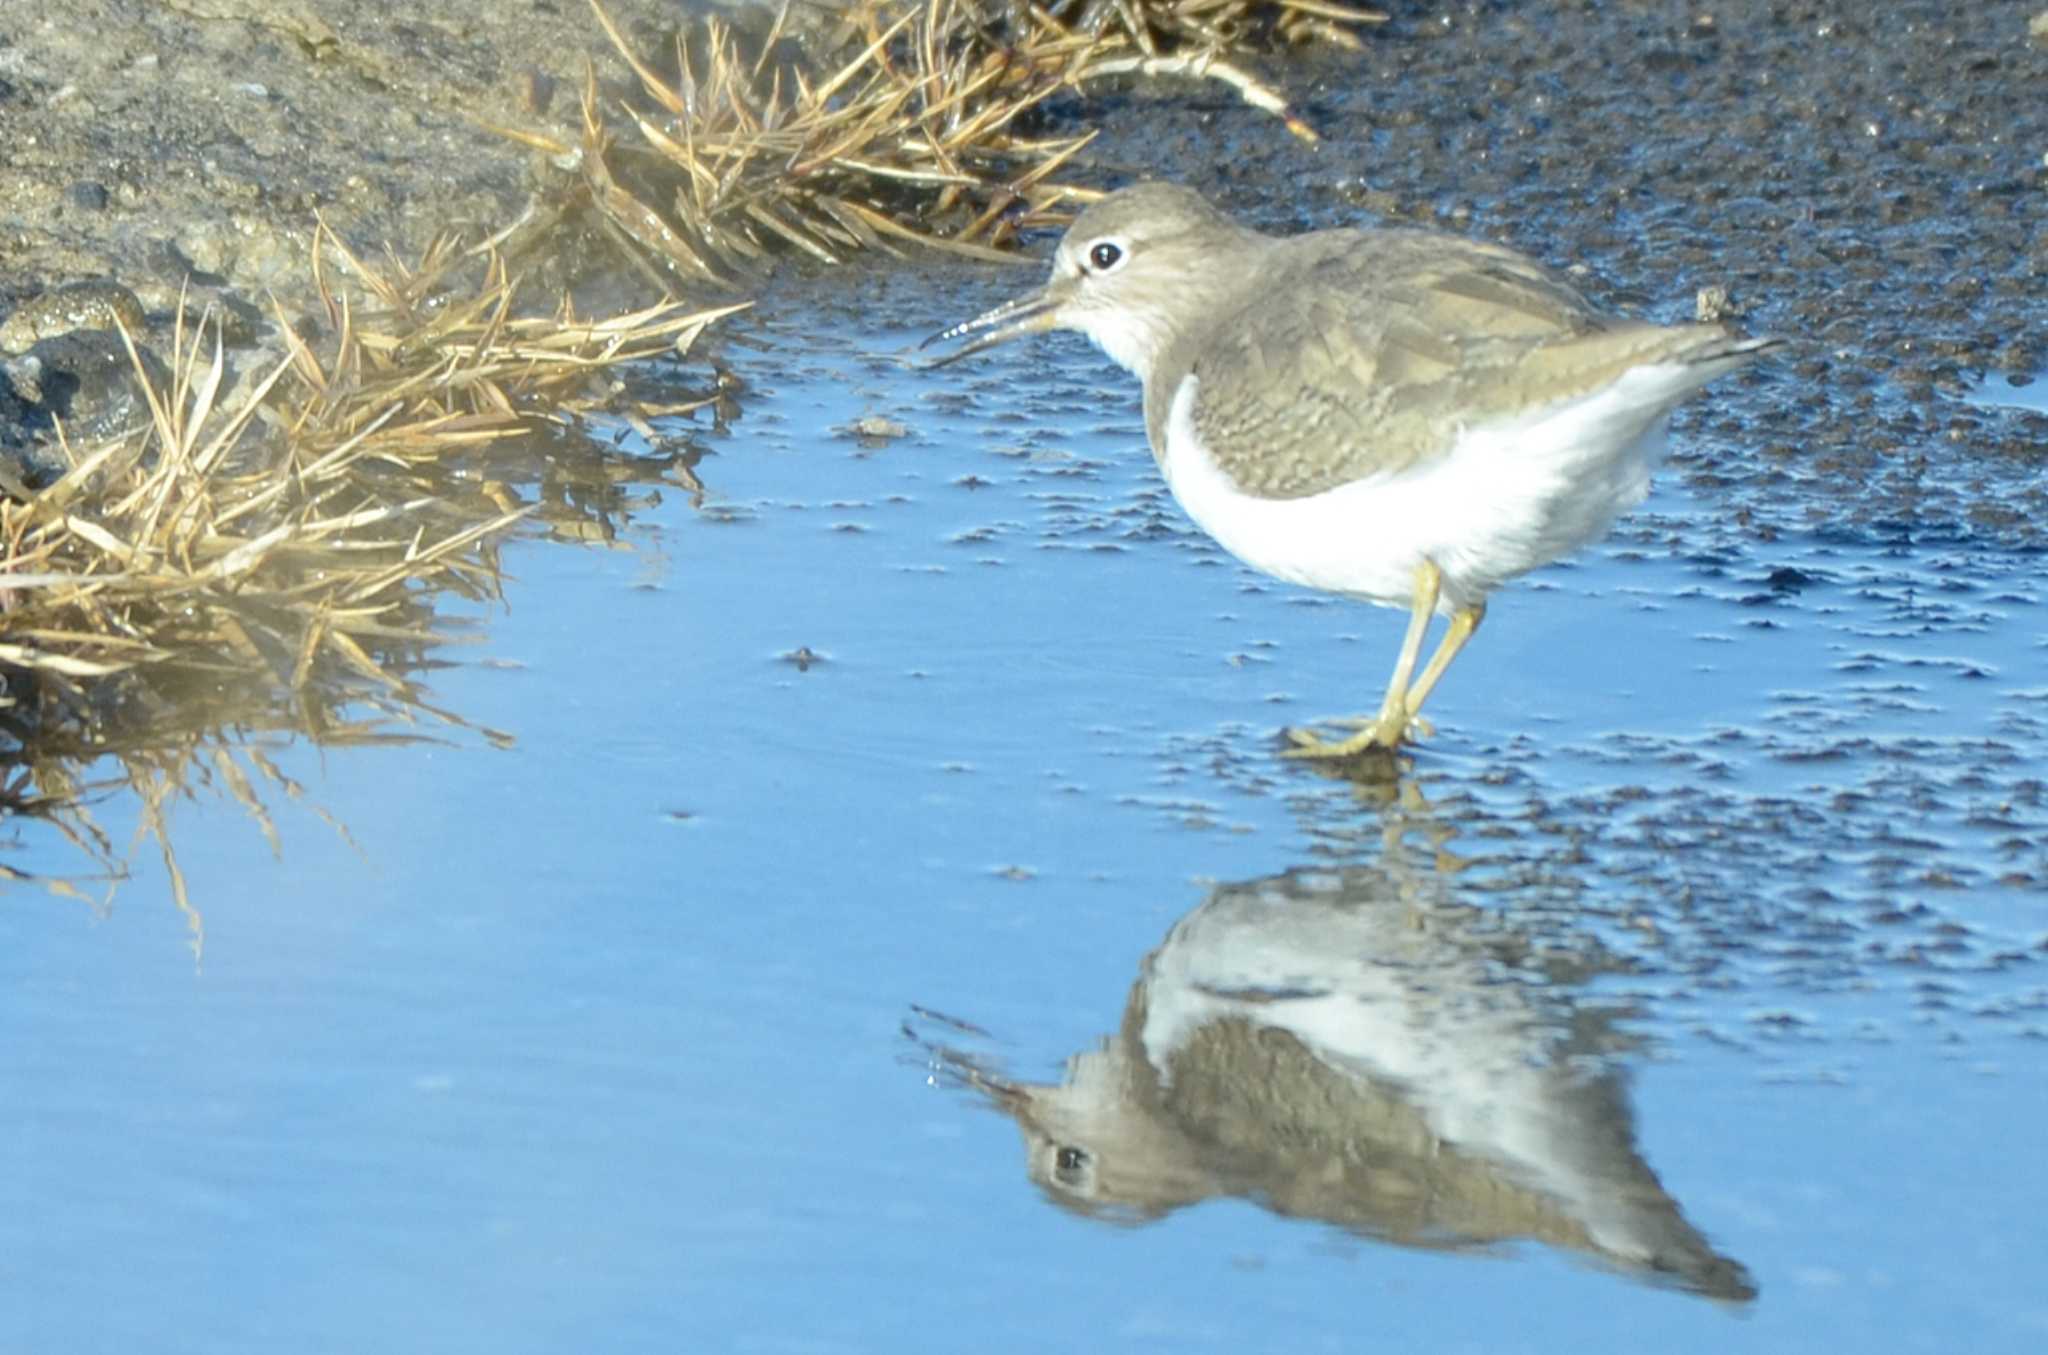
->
[1153, 229, 1749, 500]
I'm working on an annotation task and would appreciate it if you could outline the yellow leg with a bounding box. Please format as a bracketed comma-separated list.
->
[1373, 559, 1439, 729]
[1398, 601, 1486, 731]
[1284, 560, 1442, 761]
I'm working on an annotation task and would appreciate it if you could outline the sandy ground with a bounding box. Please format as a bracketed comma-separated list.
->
[0, 0, 786, 308]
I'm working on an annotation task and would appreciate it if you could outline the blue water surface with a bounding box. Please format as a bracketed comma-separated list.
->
[5, 263, 2047, 1354]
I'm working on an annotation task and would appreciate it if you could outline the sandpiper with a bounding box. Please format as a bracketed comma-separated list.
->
[926, 183, 1777, 759]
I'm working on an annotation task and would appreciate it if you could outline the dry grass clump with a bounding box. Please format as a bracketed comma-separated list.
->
[1, 229, 745, 932]
[1009, 0, 1388, 137]
[1079, 0, 1386, 50]
[503, 0, 1383, 282]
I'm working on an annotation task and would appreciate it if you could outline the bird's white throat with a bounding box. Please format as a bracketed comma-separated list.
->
[1074, 307, 1171, 383]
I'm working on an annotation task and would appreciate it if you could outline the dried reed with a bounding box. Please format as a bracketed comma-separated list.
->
[2, 230, 746, 938]
[498, 0, 1384, 281]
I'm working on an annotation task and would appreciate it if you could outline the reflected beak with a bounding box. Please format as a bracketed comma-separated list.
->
[917, 277, 1068, 369]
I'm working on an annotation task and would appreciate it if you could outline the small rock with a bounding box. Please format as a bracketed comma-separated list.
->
[525, 68, 557, 116]
[5, 331, 171, 443]
[66, 181, 109, 212]
[843, 414, 909, 446]
[173, 288, 268, 348]
[0, 280, 146, 354]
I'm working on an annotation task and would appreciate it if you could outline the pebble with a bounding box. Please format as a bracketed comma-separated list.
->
[66, 181, 110, 212]
[0, 280, 146, 354]
[3, 330, 170, 443]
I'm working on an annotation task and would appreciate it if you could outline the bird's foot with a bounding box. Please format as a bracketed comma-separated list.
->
[1280, 710, 1431, 761]
[1280, 726, 1387, 760]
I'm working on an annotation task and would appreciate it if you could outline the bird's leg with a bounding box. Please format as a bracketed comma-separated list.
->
[1366, 558, 1447, 745]
[1398, 600, 1486, 731]
[1284, 559, 1442, 760]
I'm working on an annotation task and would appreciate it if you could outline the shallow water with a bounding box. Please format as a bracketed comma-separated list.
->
[6, 255, 2046, 1352]
[1968, 375, 2048, 416]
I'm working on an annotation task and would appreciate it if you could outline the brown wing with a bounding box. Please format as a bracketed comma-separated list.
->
[1159, 230, 1739, 500]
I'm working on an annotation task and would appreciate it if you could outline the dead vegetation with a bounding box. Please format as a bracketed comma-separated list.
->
[495, 0, 1385, 282]
[1, 228, 744, 932]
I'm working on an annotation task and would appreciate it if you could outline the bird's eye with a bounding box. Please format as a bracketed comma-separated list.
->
[1087, 241, 1124, 272]
[1055, 1145, 1089, 1174]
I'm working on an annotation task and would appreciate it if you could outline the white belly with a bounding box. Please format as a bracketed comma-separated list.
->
[1158, 372, 1687, 612]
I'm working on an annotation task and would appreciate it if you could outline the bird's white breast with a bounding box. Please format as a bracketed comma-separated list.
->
[1156, 371, 1687, 612]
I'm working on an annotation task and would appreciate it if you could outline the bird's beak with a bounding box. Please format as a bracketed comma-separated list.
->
[917, 275, 1069, 369]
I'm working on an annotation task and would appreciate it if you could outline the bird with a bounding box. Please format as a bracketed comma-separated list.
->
[924, 182, 1778, 761]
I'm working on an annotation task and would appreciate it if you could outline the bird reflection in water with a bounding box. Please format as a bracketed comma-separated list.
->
[909, 813, 1755, 1303]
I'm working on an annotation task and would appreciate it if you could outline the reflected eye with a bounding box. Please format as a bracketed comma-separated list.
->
[1087, 241, 1123, 271]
